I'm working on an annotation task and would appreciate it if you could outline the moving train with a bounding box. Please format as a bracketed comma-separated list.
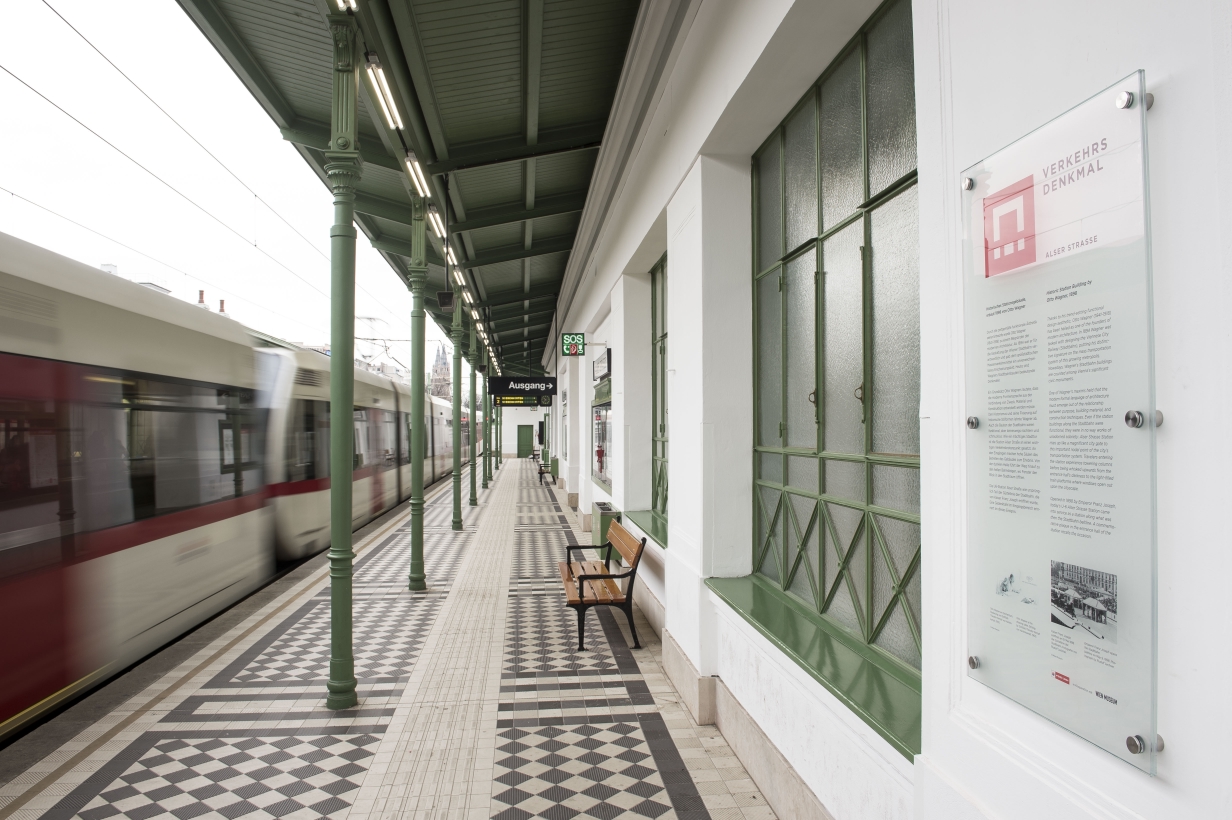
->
[0, 232, 484, 738]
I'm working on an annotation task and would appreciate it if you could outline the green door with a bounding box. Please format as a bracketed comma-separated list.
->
[517, 425, 534, 458]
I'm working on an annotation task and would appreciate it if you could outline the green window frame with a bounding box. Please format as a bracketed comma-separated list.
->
[651, 255, 668, 521]
[750, 0, 921, 694]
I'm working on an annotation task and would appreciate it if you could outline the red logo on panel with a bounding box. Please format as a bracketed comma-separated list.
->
[1053, 672, 1070, 684]
[983, 176, 1037, 277]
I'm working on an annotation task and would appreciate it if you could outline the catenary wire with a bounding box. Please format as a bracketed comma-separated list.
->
[39, 0, 331, 263]
[35, 1, 411, 329]
[0, 184, 325, 337]
[0, 62, 334, 303]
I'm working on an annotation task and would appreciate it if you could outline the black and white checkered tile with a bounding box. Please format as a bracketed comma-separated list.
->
[493, 461, 709, 819]
[43, 475, 489, 820]
[74, 735, 377, 820]
[491, 724, 672, 820]
[228, 596, 438, 686]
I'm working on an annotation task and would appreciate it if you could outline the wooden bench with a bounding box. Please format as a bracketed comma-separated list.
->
[557, 520, 646, 651]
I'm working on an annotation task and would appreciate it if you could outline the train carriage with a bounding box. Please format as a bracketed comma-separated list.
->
[0, 231, 484, 737]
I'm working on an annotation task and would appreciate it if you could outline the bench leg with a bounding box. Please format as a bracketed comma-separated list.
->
[575, 605, 590, 651]
[622, 601, 641, 649]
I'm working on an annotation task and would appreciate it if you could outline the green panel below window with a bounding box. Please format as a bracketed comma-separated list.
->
[624, 510, 668, 549]
[706, 574, 921, 759]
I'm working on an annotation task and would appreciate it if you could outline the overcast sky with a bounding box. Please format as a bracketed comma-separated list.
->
[0, 0, 464, 381]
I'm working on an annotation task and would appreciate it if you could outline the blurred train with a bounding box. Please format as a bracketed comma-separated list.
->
[0, 232, 484, 739]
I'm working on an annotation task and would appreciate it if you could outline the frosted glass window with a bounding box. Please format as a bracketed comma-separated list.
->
[821, 48, 863, 229]
[757, 270, 782, 447]
[751, 0, 921, 674]
[757, 139, 782, 272]
[784, 249, 817, 450]
[866, 0, 917, 195]
[870, 186, 920, 456]
[822, 222, 864, 455]
[785, 96, 818, 252]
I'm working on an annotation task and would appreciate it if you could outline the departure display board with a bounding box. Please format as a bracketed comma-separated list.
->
[494, 395, 551, 407]
[962, 71, 1159, 773]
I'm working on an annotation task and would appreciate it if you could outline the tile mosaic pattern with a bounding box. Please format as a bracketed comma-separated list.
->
[73, 734, 376, 820]
[3, 460, 776, 820]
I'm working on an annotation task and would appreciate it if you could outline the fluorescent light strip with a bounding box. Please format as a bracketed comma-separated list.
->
[374, 68, 403, 129]
[335, 0, 357, 10]
[428, 212, 445, 238]
[446, 247, 458, 265]
[365, 65, 398, 131]
[462, 291, 473, 304]
[405, 156, 427, 197]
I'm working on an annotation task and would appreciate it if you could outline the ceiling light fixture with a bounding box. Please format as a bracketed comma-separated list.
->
[462, 291, 473, 305]
[452, 268, 464, 287]
[428, 206, 445, 239]
[404, 152, 428, 198]
[446, 247, 458, 265]
[334, 0, 357, 10]
[364, 53, 403, 131]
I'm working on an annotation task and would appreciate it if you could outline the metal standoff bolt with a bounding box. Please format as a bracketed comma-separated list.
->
[1124, 410, 1145, 428]
[1117, 91, 1155, 110]
[1156, 735, 1165, 752]
[961, 177, 975, 191]
[966, 416, 980, 429]
[967, 655, 980, 669]
[1155, 410, 1164, 427]
[1126, 735, 1147, 755]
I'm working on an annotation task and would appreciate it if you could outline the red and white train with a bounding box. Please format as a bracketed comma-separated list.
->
[0, 232, 484, 739]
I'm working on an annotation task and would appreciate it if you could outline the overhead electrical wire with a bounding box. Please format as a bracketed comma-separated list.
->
[0, 62, 333, 302]
[17, 4, 412, 331]
[39, 0, 330, 264]
[0, 184, 323, 337]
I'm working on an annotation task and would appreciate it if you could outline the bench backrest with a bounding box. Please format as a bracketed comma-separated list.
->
[605, 520, 645, 569]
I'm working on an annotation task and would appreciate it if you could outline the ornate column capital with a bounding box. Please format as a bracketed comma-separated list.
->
[327, 13, 361, 159]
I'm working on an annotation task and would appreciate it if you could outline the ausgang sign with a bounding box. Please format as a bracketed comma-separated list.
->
[487, 376, 557, 397]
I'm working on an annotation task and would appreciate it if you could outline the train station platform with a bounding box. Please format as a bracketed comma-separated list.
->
[0, 461, 774, 820]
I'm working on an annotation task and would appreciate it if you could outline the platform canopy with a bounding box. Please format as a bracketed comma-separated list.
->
[176, 0, 643, 375]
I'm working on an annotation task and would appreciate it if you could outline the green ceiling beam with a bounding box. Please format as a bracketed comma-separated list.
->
[497, 329, 551, 342]
[493, 323, 552, 341]
[424, 127, 603, 176]
[355, 192, 414, 224]
[450, 193, 584, 234]
[371, 236, 444, 267]
[467, 235, 572, 269]
[280, 118, 401, 172]
[489, 308, 556, 330]
[473, 286, 558, 309]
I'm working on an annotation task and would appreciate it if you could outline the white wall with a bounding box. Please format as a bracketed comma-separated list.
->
[913, 1, 1232, 819]
[499, 405, 543, 458]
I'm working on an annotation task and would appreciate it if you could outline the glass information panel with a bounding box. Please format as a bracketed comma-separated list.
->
[962, 71, 1158, 773]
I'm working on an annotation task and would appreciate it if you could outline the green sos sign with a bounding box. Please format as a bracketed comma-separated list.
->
[561, 333, 585, 356]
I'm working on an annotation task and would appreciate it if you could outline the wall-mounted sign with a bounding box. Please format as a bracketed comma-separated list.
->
[562, 333, 585, 356]
[963, 71, 1157, 773]
[593, 349, 611, 381]
[488, 376, 557, 397]
[494, 395, 552, 407]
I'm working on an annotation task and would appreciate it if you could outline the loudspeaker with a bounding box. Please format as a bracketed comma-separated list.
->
[436, 290, 455, 311]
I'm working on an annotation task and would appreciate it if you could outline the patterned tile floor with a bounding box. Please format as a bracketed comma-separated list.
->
[0, 461, 775, 820]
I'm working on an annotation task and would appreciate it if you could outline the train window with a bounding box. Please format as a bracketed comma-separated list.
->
[286, 399, 328, 483]
[399, 412, 410, 464]
[0, 351, 264, 556]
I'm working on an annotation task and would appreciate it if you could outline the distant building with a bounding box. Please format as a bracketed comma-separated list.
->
[429, 344, 451, 398]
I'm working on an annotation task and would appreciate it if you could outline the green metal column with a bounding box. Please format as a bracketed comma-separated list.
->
[451, 288, 464, 530]
[324, 12, 361, 712]
[468, 325, 477, 506]
[406, 197, 428, 592]
[496, 406, 502, 470]
[482, 351, 491, 489]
